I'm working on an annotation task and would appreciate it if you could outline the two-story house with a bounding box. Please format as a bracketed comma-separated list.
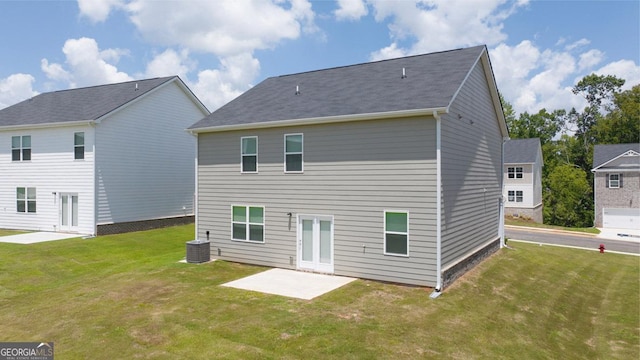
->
[592, 143, 640, 230]
[503, 138, 543, 223]
[0, 76, 209, 236]
[188, 45, 508, 290]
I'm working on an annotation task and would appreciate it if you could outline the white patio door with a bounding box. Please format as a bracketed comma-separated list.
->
[298, 215, 334, 273]
[60, 194, 79, 232]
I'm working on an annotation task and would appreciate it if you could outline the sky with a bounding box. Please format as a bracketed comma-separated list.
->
[0, 0, 638, 116]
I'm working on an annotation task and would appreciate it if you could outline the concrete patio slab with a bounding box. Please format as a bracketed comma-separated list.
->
[221, 268, 357, 300]
[0, 232, 82, 244]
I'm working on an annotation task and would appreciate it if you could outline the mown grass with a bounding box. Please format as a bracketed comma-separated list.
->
[505, 217, 601, 234]
[0, 229, 29, 237]
[0, 224, 637, 359]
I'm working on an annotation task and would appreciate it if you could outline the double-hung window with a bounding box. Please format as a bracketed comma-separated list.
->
[241, 137, 257, 172]
[12, 135, 31, 161]
[507, 167, 523, 179]
[608, 174, 621, 188]
[74, 132, 85, 160]
[508, 190, 523, 203]
[16, 187, 36, 213]
[284, 134, 303, 172]
[384, 211, 408, 256]
[232, 205, 264, 242]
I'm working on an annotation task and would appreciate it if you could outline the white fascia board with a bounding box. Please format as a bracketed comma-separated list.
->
[0, 119, 95, 132]
[591, 150, 640, 172]
[188, 107, 449, 134]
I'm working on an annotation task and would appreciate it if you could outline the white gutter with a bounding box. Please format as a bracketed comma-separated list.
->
[0, 119, 96, 132]
[188, 107, 449, 134]
[434, 110, 443, 293]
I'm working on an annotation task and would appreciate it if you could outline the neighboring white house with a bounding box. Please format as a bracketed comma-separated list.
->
[188, 45, 508, 290]
[592, 143, 640, 230]
[503, 138, 543, 223]
[0, 76, 209, 235]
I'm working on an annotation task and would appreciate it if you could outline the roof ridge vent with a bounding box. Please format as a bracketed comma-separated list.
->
[402, 67, 407, 79]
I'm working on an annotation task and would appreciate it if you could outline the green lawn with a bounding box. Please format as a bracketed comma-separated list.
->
[0, 229, 28, 237]
[0, 224, 637, 359]
[505, 217, 601, 234]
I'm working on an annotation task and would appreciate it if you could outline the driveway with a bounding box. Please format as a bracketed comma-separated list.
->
[0, 232, 82, 244]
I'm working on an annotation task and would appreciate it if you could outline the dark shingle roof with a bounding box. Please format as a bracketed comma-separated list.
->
[189, 45, 486, 130]
[504, 138, 541, 164]
[592, 143, 640, 168]
[0, 76, 176, 128]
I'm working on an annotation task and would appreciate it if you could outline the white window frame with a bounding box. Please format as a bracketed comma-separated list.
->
[515, 167, 523, 179]
[383, 210, 409, 257]
[507, 190, 523, 203]
[12, 135, 31, 162]
[74, 132, 85, 160]
[284, 133, 304, 173]
[609, 173, 620, 188]
[240, 136, 258, 173]
[16, 187, 36, 213]
[507, 167, 515, 179]
[231, 205, 265, 243]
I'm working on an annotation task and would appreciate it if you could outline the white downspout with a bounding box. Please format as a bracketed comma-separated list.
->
[500, 137, 508, 247]
[433, 111, 443, 294]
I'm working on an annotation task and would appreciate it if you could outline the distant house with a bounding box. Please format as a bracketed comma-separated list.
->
[0, 77, 209, 235]
[503, 138, 543, 223]
[591, 143, 640, 230]
[188, 45, 508, 290]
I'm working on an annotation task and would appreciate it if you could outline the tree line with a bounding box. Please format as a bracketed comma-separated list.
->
[502, 74, 639, 227]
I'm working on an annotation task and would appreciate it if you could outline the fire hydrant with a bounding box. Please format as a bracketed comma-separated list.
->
[599, 244, 605, 253]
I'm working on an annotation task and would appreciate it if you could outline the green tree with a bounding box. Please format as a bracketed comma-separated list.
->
[593, 84, 640, 144]
[507, 108, 564, 145]
[543, 164, 593, 227]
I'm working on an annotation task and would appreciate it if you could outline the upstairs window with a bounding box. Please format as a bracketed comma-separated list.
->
[17, 187, 36, 213]
[241, 136, 257, 173]
[74, 132, 85, 160]
[608, 173, 622, 188]
[507, 167, 523, 179]
[12, 135, 31, 161]
[284, 134, 303, 172]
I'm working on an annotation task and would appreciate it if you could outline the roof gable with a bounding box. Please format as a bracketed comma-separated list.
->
[190, 46, 488, 130]
[0, 76, 192, 129]
[592, 143, 640, 170]
[504, 138, 541, 164]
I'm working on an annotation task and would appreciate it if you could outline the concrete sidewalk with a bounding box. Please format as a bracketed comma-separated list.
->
[221, 268, 357, 300]
[0, 232, 82, 244]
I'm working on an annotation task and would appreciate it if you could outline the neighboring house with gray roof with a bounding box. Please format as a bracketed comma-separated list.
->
[503, 138, 543, 223]
[591, 143, 640, 230]
[0, 76, 209, 235]
[188, 45, 508, 290]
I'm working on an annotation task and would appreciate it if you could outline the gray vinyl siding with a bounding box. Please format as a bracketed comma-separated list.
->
[95, 81, 203, 224]
[197, 117, 438, 286]
[440, 61, 503, 269]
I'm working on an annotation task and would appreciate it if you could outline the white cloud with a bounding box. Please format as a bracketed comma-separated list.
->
[125, 0, 315, 57]
[77, 0, 123, 23]
[595, 59, 640, 90]
[335, 0, 368, 21]
[144, 49, 193, 79]
[578, 49, 604, 71]
[564, 38, 590, 51]
[0, 73, 38, 109]
[189, 53, 261, 111]
[367, 0, 530, 59]
[41, 37, 132, 88]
